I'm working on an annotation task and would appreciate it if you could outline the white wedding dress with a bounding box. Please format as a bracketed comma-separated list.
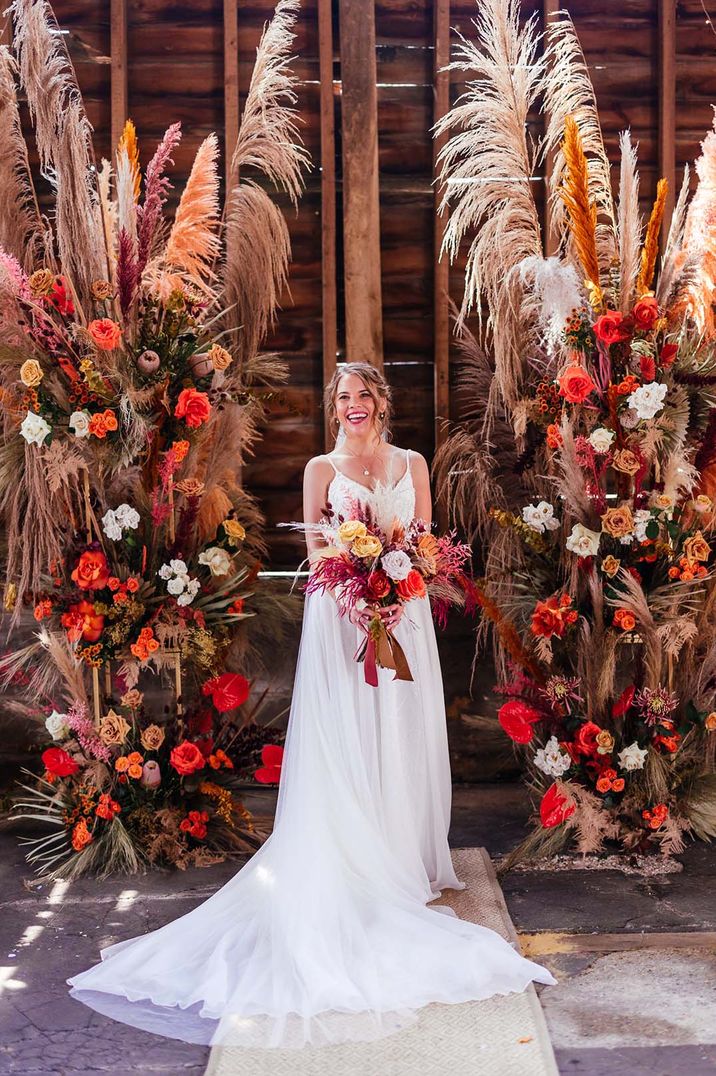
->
[68, 450, 555, 1048]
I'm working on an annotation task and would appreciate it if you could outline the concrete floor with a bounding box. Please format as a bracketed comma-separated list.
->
[1, 783, 715, 1075]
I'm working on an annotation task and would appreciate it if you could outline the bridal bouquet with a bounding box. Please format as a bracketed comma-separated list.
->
[304, 508, 474, 686]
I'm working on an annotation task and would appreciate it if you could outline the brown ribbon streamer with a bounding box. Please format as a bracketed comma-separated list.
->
[355, 617, 413, 686]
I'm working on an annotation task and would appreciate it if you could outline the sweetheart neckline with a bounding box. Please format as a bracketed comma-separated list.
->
[328, 466, 413, 497]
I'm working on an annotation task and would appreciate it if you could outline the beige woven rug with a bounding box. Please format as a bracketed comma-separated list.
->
[205, 847, 557, 1075]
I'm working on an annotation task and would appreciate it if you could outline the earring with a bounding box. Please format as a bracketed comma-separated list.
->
[379, 412, 385, 420]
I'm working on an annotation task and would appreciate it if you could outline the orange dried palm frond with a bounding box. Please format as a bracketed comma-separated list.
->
[559, 116, 603, 305]
[638, 178, 668, 296]
[117, 118, 140, 202]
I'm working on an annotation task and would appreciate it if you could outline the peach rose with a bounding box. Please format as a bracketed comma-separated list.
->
[352, 534, 383, 559]
[140, 724, 166, 752]
[208, 344, 233, 371]
[99, 710, 131, 747]
[91, 280, 113, 301]
[602, 555, 621, 577]
[28, 268, 55, 296]
[395, 568, 427, 601]
[20, 359, 44, 388]
[596, 729, 615, 755]
[558, 364, 597, 404]
[683, 530, 711, 564]
[611, 449, 641, 476]
[601, 505, 634, 539]
[88, 318, 122, 350]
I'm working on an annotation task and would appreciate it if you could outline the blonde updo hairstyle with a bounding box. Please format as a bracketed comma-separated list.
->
[324, 362, 393, 442]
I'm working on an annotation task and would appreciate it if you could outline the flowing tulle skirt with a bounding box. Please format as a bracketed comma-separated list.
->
[68, 592, 555, 1048]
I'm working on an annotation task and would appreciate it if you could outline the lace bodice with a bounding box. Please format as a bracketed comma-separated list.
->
[327, 451, 416, 530]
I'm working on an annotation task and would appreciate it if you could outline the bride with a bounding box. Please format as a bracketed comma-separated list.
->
[68, 362, 555, 1049]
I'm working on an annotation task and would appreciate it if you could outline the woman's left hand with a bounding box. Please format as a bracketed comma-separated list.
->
[379, 603, 404, 631]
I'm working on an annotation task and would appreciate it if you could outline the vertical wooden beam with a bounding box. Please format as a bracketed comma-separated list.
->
[0, 9, 12, 47]
[223, 0, 240, 195]
[110, 0, 128, 153]
[658, 0, 676, 247]
[542, 0, 560, 256]
[338, 0, 383, 368]
[432, 0, 450, 451]
[318, 0, 338, 450]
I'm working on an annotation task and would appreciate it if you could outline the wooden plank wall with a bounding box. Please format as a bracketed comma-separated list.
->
[21, 0, 711, 565]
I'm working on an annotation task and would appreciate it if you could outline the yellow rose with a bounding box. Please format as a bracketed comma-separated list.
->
[601, 555, 621, 578]
[20, 359, 44, 388]
[223, 518, 246, 545]
[338, 520, 367, 544]
[684, 530, 711, 564]
[596, 729, 615, 755]
[351, 534, 382, 559]
[99, 709, 131, 746]
[208, 344, 233, 372]
[28, 268, 54, 296]
[693, 495, 713, 514]
[140, 724, 166, 751]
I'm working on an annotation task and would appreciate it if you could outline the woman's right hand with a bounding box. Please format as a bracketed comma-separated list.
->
[348, 602, 375, 633]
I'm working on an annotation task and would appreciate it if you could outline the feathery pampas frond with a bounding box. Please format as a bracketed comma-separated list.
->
[118, 119, 141, 202]
[136, 122, 182, 277]
[224, 0, 308, 368]
[638, 177, 668, 296]
[657, 167, 690, 307]
[543, 15, 616, 268]
[617, 130, 642, 312]
[676, 113, 716, 335]
[11, 0, 106, 302]
[557, 116, 603, 306]
[517, 255, 583, 351]
[0, 46, 45, 269]
[435, 0, 545, 422]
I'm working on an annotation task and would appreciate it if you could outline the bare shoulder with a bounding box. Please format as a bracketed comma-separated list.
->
[406, 448, 430, 476]
[303, 454, 335, 484]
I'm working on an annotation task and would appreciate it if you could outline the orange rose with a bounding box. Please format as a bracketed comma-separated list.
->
[71, 549, 110, 591]
[616, 374, 640, 395]
[632, 295, 659, 332]
[705, 712, 716, 731]
[88, 318, 122, 350]
[366, 570, 391, 601]
[71, 818, 94, 851]
[593, 310, 632, 346]
[170, 740, 206, 776]
[61, 600, 105, 643]
[611, 449, 641, 476]
[174, 388, 211, 429]
[558, 364, 597, 404]
[601, 505, 634, 539]
[546, 423, 563, 450]
[602, 555, 621, 577]
[613, 608, 636, 632]
[171, 440, 191, 462]
[530, 593, 578, 639]
[395, 568, 427, 601]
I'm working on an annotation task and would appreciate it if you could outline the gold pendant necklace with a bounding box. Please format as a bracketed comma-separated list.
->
[344, 439, 381, 478]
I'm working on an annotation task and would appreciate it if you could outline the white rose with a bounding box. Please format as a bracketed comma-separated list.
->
[589, 427, 615, 454]
[522, 501, 559, 534]
[69, 410, 90, 438]
[381, 549, 412, 581]
[167, 576, 186, 596]
[566, 523, 601, 557]
[45, 710, 69, 740]
[158, 564, 173, 580]
[177, 578, 200, 606]
[198, 546, 232, 577]
[169, 559, 188, 575]
[20, 410, 51, 446]
[626, 382, 668, 421]
[533, 736, 571, 778]
[115, 503, 140, 530]
[101, 509, 123, 541]
[617, 741, 648, 772]
[633, 509, 652, 543]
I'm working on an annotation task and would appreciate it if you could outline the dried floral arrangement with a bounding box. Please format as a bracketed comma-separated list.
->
[435, 0, 716, 862]
[0, 0, 308, 877]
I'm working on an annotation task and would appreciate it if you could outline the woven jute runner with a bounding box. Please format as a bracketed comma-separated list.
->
[205, 847, 558, 1076]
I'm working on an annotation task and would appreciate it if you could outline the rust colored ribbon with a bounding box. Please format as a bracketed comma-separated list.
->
[355, 618, 413, 687]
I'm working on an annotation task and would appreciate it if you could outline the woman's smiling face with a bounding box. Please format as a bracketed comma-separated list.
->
[334, 372, 381, 435]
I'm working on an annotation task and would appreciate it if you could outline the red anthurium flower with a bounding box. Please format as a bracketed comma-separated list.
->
[254, 744, 284, 784]
[42, 747, 79, 778]
[498, 700, 542, 744]
[612, 684, 636, 718]
[202, 673, 250, 712]
[539, 783, 576, 828]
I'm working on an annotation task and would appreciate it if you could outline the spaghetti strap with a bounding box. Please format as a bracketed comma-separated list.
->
[325, 454, 339, 474]
[405, 448, 412, 473]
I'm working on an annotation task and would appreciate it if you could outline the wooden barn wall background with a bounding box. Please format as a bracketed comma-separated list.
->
[4, 0, 713, 565]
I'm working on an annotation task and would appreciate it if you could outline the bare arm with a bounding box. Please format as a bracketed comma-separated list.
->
[302, 456, 335, 557]
[411, 451, 433, 527]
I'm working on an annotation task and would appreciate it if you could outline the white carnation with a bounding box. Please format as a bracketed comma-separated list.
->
[69, 410, 90, 438]
[566, 523, 601, 558]
[381, 549, 412, 581]
[20, 410, 51, 446]
[522, 501, 560, 534]
[588, 427, 615, 454]
[626, 382, 668, 421]
[617, 741, 647, 772]
[533, 736, 572, 778]
[45, 710, 69, 741]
